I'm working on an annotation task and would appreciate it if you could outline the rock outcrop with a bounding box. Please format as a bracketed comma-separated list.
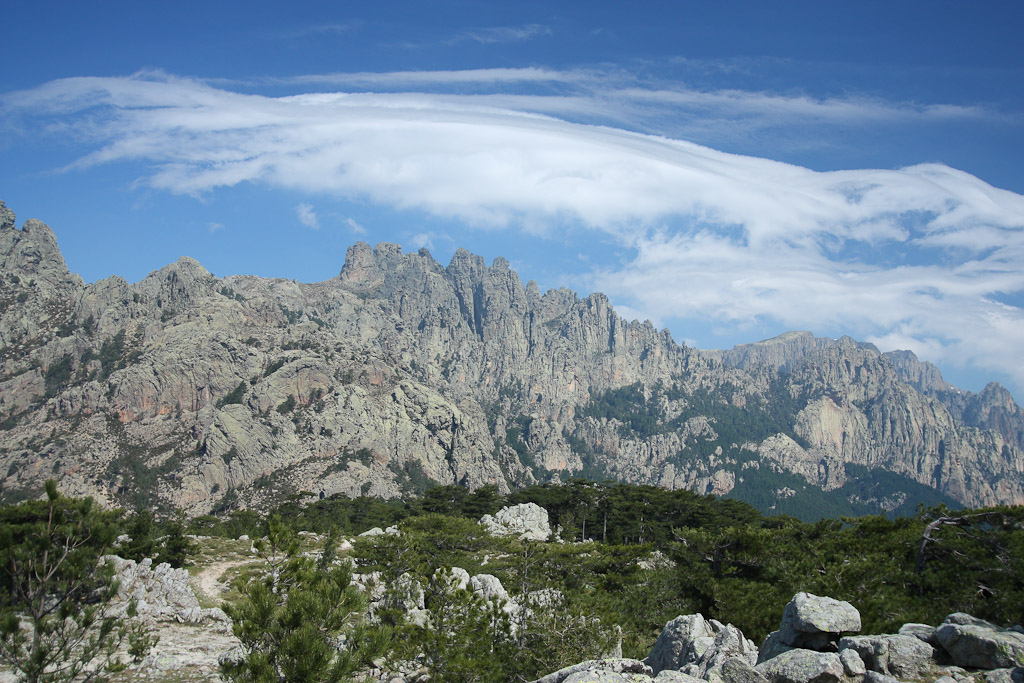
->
[480, 502, 552, 541]
[2, 203, 1023, 515]
[533, 592, 1024, 683]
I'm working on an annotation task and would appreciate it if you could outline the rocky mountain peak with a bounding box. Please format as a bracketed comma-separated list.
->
[0, 201, 15, 231]
[0, 207, 74, 288]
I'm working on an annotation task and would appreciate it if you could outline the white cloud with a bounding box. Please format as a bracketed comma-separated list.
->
[345, 217, 367, 235]
[208, 221, 225, 233]
[4, 70, 1024, 393]
[296, 202, 319, 229]
[453, 24, 552, 45]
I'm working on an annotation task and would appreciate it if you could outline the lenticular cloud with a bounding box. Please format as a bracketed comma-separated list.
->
[4, 71, 1024, 392]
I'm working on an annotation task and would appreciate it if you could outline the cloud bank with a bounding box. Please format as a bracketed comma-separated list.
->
[3, 70, 1023, 391]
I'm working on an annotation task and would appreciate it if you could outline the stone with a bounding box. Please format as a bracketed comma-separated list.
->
[898, 622, 937, 644]
[862, 672, 900, 683]
[710, 656, 770, 683]
[531, 658, 653, 683]
[935, 614, 1024, 669]
[480, 503, 552, 541]
[778, 593, 861, 650]
[655, 672, 704, 683]
[838, 648, 866, 676]
[645, 614, 757, 678]
[754, 649, 844, 683]
[982, 668, 1024, 683]
[839, 634, 934, 678]
[758, 631, 794, 664]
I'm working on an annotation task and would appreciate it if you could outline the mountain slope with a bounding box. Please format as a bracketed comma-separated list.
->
[1, 201, 1021, 515]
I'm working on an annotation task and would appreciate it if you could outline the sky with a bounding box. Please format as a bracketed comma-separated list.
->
[2, 1, 1024, 400]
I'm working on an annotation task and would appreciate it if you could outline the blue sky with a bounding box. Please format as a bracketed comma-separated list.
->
[2, 1, 1024, 400]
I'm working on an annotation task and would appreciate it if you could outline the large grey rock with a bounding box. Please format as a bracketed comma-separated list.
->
[898, 622, 938, 645]
[758, 631, 794, 664]
[839, 634, 934, 678]
[754, 649, 844, 683]
[862, 672, 899, 683]
[982, 668, 1024, 683]
[645, 614, 757, 677]
[778, 593, 861, 651]
[480, 503, 552, 541]
[838, 648, 865, 676]
[708, 656, 769, 683]
[935, 614, 1024, 669]
[530, 658, 652, 683]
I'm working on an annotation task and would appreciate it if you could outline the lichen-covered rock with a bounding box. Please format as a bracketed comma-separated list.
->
[839, 634, 934, 679]
[530, 658, 653, 683]
[754, 649, 844, 683]
[778, 593, 861, 650]
[935, 613, 1024, 669]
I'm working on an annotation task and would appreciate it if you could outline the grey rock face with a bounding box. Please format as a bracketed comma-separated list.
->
[2, 206, 1024, 513]
[778, 593, 861, 651]
[935, 614, 1024, 669]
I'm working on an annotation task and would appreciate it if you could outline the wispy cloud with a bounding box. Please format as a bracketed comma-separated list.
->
[346, 217, 367, 235]
[3, 70, 1023, 391]
[208, 221, 225, 233]
[449, 24, 552, 45]
[296, 202, 319, 229]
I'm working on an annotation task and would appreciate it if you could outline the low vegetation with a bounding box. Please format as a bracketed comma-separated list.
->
[1, 480, 1021, 682]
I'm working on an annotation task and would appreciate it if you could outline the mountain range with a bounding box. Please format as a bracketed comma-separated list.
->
[2, 200, 1022, 519]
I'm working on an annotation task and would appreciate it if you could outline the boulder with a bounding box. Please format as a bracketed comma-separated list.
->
[708, 656, 769, 683]
[897, 623, 938, 645]
[754, 649, 844, 683]
[778, 593, 861, 651]
[758, 631, 794, 664]
[839, 634, 934, 679]
[862, 672, 900, 683]
[480, 503, 552, 541]
[935, 614, 1024, 669]
[838, 648, 865, 676]
[982, 668, 1024, 683]
[530, 658, 652, 683]
[645, 614, 757, 677]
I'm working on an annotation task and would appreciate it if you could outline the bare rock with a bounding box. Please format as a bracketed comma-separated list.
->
[754, 649, 844, 683]
[778, 593, 861, 651]
[936, 614, 1024, 669]
[645, 614, 757, 677]
[480, 502, 551, 541]
[839, 634, 934, 679]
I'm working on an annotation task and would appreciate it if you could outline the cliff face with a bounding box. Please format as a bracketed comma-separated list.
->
[1, 201, 1022, 514]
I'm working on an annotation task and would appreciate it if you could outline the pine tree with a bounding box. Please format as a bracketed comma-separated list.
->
[0, 481, 131, 683]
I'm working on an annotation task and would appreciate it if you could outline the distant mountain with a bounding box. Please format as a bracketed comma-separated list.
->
[1, 200, 1021, 517]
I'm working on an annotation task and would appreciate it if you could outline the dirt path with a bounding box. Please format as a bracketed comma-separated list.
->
[193, 558, 260, 602]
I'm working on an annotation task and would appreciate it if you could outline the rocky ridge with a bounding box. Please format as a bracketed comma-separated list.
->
[1, 201, 1023, 514]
